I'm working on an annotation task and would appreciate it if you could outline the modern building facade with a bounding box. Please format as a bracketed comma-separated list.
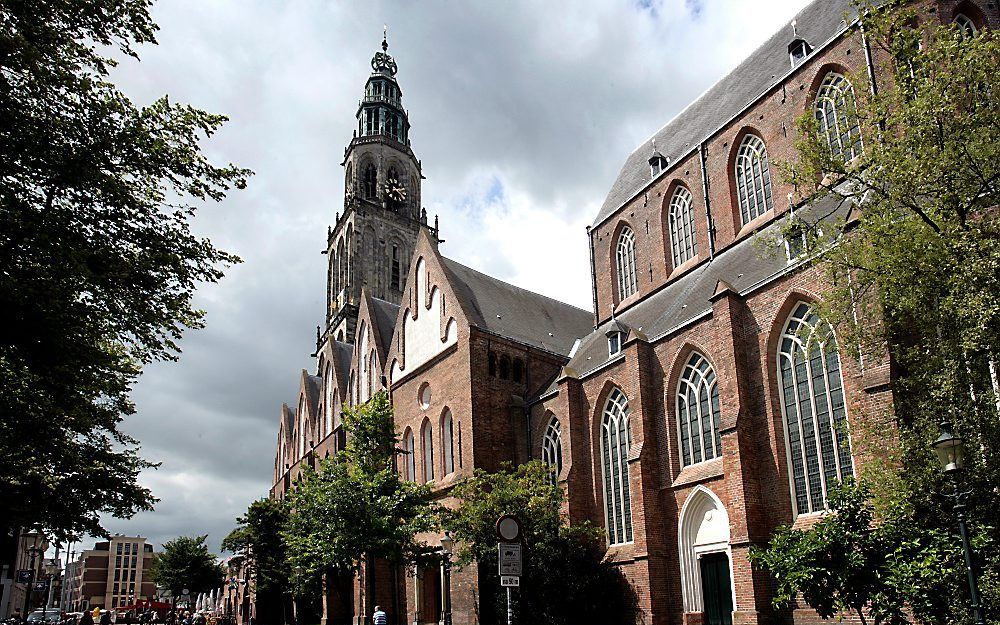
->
[271, 2, 998, 624]
[64, 537, 155, 612]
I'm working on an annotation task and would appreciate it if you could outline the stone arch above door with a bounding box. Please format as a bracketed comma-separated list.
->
[678, 485, 733, 615]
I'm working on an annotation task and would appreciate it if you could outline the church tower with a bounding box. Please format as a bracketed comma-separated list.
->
[324, 35, 435, 344]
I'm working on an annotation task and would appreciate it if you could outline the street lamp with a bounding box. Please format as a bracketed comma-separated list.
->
[439, 533, 454, 625]
[932, 422, 986, 625]
[23, 543, 44, 621]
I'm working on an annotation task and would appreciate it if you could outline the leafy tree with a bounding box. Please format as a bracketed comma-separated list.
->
[283, 393, 435, 612]
[150, 535, 226, 603]
[442, 461, 638, 625]
[222, 498, 291, 625]
[0, 0, 250, 541]
[758, 2, 1000, 622]
[750, 482, 969, 625]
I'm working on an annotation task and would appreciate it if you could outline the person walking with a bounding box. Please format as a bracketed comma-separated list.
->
[79, 610, 94, 625]
[372, 606, 387, 625]
[99, 611, 112, 625]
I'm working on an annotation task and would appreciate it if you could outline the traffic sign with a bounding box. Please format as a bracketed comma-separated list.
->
[15, 569, 34, 584]
[496, 515, 522, 542]
[500, 576, 520, 587]
[498, 542, 522, 576]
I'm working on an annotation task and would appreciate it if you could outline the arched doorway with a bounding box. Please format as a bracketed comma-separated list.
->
[678, 486, 735, 625]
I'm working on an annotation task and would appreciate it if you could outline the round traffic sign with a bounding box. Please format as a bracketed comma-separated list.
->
[496, 514, 521, 542]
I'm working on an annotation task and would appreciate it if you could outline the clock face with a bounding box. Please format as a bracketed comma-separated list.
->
[497, 516, 520, 541]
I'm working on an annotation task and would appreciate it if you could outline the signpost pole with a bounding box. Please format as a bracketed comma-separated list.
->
[506, 587, 513, 625]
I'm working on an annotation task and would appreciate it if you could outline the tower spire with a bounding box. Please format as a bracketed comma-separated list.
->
[382, 24, 388, 52]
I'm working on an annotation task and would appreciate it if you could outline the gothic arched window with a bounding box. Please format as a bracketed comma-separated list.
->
[814, 73, 863, 162]
[735, 135, 774, 225]
[442, 410, 455, 475]
[955, 13, 979, 38]
[541, 416, 562, 483]
[368, 351, 377, 397]
[601, 388, 633, 544]
[778, 302, 854, 516]
[421, 419, 434, 483]
[403, 428, 416, 481]
[324, 365, 334, 435]
[676, 352, 722, 467]
[499, 355, 510, 380]
[362, 163, 377, 199]
[668, 187, 698, 267]
[616, 226, 637, 300]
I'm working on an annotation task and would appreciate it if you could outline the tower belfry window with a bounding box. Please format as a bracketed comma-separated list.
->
[362, 163, 377, 199]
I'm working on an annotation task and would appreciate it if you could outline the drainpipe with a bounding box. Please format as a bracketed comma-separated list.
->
[698, 143, 716, 259]
[859, 13, 879, 98]
[586, 226, 599, 326]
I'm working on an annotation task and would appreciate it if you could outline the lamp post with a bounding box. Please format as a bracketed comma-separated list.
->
[23, 543, 44, 621]
[439, 533, 453, 625]
[932, 422, 986, 625]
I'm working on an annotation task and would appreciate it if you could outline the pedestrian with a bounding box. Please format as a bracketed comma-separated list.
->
[99, 612, 112, 625]
[79, 610, 94, 625]
[372, 606, 387, 625]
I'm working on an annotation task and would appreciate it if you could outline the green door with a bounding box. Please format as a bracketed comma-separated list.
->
[700, 552, 733, 625]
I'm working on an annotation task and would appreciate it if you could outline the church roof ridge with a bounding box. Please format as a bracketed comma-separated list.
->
[592, 0, 856, 228]
[440, 255, 594, 357]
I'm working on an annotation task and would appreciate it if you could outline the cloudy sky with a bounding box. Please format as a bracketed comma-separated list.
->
[84, 0, 814, 556]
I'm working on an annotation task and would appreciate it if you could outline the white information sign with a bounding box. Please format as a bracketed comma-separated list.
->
[500, 575, 520, 587]
[498, 542, 522, 576]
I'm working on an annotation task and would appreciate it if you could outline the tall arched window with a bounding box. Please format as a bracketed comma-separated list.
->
[616, 226, 637, 300]
[668, 187, 698, 268]
[541, 416, 562, 483]
[778, 302, 854, 516]
[735, 135, 774, 225]
[601, 388, 633, 544]
[814, 73, 863, 162]
[955, 14, 978, 38]
[441, 410, 455, 475]
[403, 428, 416, 481]
[368, 351, 377, 397]
[362, 163, 377, 199]
[324, 365, 334, 435]
[421, 419, 434, 483]
[676, 353, 722, 467]
[345, 163, 353, 197]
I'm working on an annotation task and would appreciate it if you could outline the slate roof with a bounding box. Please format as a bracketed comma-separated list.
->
[371, 296, 401, 356]
[441, 257, 595, 357]
[563, 193, 852, 383]
[302, 371, 322, 414]
[593, 0, 856, 227]
[333, 340, 353, 379]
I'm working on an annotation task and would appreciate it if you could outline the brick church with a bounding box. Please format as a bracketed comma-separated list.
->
[270, 2, 997, 624]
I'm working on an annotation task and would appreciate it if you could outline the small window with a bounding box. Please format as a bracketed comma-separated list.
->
[391, 245, 401, 290]
[649, 155, 668, 178]
[418, 382, 431, 410]
[788, 39, 812, 67]
[116, 543, 123, 554]
[512, 358, 524, 383]
[488, 351, 497, 377]
[499, 355, 510, 380]
[608, 332, 622, 356]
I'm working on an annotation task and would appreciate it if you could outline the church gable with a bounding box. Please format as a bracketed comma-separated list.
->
[349, 289, 400, 405]
[387, 230, 463, 385]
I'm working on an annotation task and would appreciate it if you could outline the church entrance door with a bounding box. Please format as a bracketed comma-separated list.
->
[699, 552, 733, 625]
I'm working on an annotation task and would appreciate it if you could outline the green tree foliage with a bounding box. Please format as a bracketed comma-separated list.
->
[283, 392, 434, 588]
[0, 1, 250, 541]
[759, 2, 1000, 622]
[751, 483, 966, 625]
[150, 535, 226, 600]
[442, 462, 638, 625]
[222, 498, 290, 624]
